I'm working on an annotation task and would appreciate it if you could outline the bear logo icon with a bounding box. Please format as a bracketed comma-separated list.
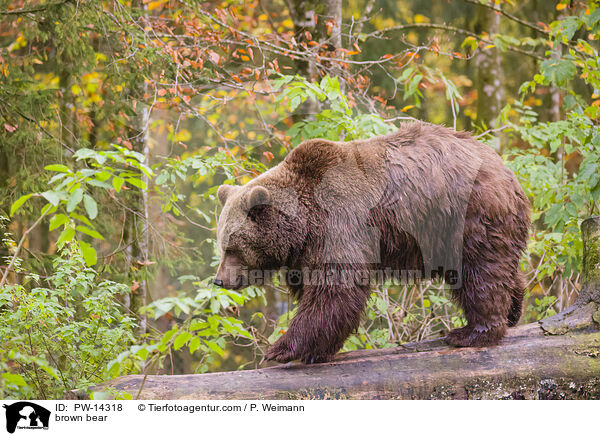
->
[3, 402, 50, 434]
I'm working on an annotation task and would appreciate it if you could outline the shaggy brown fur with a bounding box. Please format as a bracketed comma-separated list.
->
[214, 123, 530, 364]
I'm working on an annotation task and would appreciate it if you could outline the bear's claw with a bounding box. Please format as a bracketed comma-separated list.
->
[266, 337, 299, 363]
[445, 324, 506, 347]
[266, 337, 333, 364]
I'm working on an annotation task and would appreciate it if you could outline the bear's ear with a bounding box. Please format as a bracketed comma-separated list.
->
[247, 186, 270, 209]
[217, 184, 239, 205]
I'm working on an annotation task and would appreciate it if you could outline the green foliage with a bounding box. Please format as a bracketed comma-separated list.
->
[127, 277, 265, 374]
[274, 74, 395, 145]
[10, 146, 153, 266]
[0, 242, 137, 399]
[342, 284, 465, 350]
[523, 291, 558, 322]
[502, 6, 600, 300]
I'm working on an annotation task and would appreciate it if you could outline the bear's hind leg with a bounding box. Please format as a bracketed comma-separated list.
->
[446, 263, 512, 347]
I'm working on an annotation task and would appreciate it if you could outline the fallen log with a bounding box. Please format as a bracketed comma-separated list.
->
[74, 323, 599, 400]
[73, 216, 600, 400]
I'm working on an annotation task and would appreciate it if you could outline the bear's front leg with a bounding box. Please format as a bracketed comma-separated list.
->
[266, 282, 370, 364]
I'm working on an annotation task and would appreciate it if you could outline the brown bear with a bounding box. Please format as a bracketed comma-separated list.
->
[214, 122, 530, 364]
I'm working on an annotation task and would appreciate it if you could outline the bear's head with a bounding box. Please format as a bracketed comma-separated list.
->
[214, 180, 306, 289]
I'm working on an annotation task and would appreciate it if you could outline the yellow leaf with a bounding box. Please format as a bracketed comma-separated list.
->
[148, 0, 166, 11]
[483, 44, 495, 50]
[280, 19, 294, 28]
[556, 3, 567, 10]
[258, 14, 268, 21]
[414, 14, 429, 24]
[530, 284, 544, 296]
[71, 85, 81, 95]
[174, 129, 191, 142]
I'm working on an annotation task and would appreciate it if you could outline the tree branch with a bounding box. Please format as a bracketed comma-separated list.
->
[0, 208, 48, 288]
[461, 0, 548, 36]
[0, 0, 72, 16]
[366, 22, 545, 61]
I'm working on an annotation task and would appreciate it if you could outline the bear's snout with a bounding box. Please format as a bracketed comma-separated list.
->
[214, 252, 246, 289]
[213, 273, 245, 290]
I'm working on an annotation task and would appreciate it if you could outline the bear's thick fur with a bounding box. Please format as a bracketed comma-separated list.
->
[215, 123, 530, 364]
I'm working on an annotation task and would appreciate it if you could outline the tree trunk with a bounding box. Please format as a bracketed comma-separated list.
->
[0, 145, 10, 266]
[125, 0, 150, 337]
[474, 3, 504, 150]
[286, 0, 342, 78]
[286, 0, 343, 120]
[73, 217, 600, 400]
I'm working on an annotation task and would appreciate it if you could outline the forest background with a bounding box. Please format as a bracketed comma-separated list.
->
[1, 0, 599, 399]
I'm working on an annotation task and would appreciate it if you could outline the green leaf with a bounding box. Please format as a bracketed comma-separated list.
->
[1, 372, 28, 386]
[540, 59, 576, 86]
[45, 164, 70, 173]
[209, 298, 220, 314]
[173, 332, 192, 350]
[397, 66, 415, 82]
[125, 177, 147, 189]
[74, 148, 95, 160]
[76, 225, 104, 240]
[153, 300, 175, 319]
[41, 191, 61, 207]
[10, 193, 34, 215]
[83, 194, 98, 219]
[375, 297, 389, 314]
[95, 170, 112, 182]
[189, 336, 201, 354]
[190, 320, 208, 331]
[206, 341, 224, 356]
[67, 188, 83, 212]
[91, 391, 111, 400]
[57, 227, 75, 245]
[86, 179, 112, 189]
[70, 212, 93, 227]
[49, 172, 68, 184]
[550, 16, 581, 41]
[49, 214, 69, 231]
[40, 203, 56, 216]
[78, 241, 97, 266]
[290, 95, 302, 112]
[156, 171, 169, 185]
[133, 346, 150, 360]
[39, 365, 59, 379]
[113, 176, 124, 192]
[270, 74, 294, 91]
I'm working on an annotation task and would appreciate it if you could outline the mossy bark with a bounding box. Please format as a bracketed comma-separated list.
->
[541, 216, 600, 334]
